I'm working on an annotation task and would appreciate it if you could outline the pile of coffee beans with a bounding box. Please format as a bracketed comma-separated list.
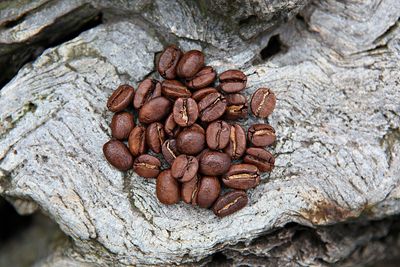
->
[103, 45, 277, 217]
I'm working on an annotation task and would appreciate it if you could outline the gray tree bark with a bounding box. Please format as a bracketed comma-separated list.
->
[0, 0, 399, 266]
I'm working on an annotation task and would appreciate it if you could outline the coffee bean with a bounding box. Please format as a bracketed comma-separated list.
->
[176, 124, 205, 155]
[177, 50, 205, 78]
[181, 175, 200, 205]
[219, 70, 247, 93]
[250, 88, 276, 118]
[248, 124, 276, 147]
[133, 154, 161, 178]
[212, 190, 248, 217]
[199, 150, 231, 176]
[156, 170, 180, 205]
[192, 87, 218, 102]
[206, 120, 230, 150]
[197, 176, 221, 208]
[223, 164, 260, 190]
[244, 147, 275, 172]
[186, 66, 216, 89]
[133, 79, 162, 109]
[224, 93, 248, 120]
[198, 92, 227, 122]
[224, 124, 246, 159]
[173, 98, 199, 127]
[157, 45, 182, 79]
[161, 80, 191, 100]
[107, 84, 135, 112]
[103, 140, 133, 171]
[161, 139, 180, 165]
[128, 125, 147, 157]
[146, 122, 165, 153]
[110, 112, 135, 140]
[139, 97, 171, 124]
[171, 155, 199, 182]
[165, 113, 181, 137]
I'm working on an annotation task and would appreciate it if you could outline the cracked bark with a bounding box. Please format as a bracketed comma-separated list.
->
[0, 0, 399, 266]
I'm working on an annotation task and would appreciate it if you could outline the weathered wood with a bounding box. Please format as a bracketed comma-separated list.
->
[0, 0, 399, 265]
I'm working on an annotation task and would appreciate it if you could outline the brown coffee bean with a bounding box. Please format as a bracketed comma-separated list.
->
[156, 170, 180, 205]
[206, 120, 230, 150]
[199, 150, 231, 176]
[244, 147, 275, 172]
[219, 70, 247, 93]
[103, 140, 133, 171]
[181, 175, 200, 205]
[186, 66, 216, 89]
[133, 79, 162, 109]
[161, 80, 191, 100]
[224, 124, 246, 159]
[248, 124, 276, 147]
[223, 164, 260, 190]
[157, 45, 182, 79]
[128, 125, 147, 157]
[177, 50, 205, 78]
[250, 88, 276, 118]
[165, 113, 181, 137]
[192, 87, 218, 102]
[197, 176, 221, 208]
[224, 94, 248, 120]
[133, 154, 161, 178]
[173, 98, 199, 127]
[161, 139, 180, 165]
[146, 122, 165, 153]
[198, 92, 227, 122]
[176, 124, 206, 155]
[107, 84, 135, 112]
[171, 155, 199, 182]
[212, 190, 248, 217]
[139, 97, 171, 124]
[110, 112, 135, 140]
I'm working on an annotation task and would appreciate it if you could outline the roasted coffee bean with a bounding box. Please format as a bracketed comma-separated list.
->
[197, 176, 221, 208]
[186, 66, 216, 89]
[173, 98, 199, 127]
[198, 92, 227, 122]
[157, 45, 182, 79]
[192, 87, 218, 102]
[110, 112, 135, 140]
[103, 140, 133, 171]
[250, 88, 276, 118]
[244, 147, 275, 172]
[181, 175, 200, 205]
[248, 124, 276, 147]
[199, 150, 231, 176]
[171, 155, 199, 182]
[161, 80, 191, 100]
[133, 154, 161, 178]
[139, 97, 171, 124]
[219, 70, 247, 93]
[212, 190, 248, 217]
[223, 164, 260, 190]
[225, 93, 248, 120]
[128, 125, 147, 156]
[107, 84, 135, 112]
[161, 139, 180, 165]
[156, 170, 180, 205]
[224, 124, 246, 159]
[146, 122, 165, 153]
[206, 120, 230, 150]
[165, 113, 181, 137]
[177, 50, 205, 78]
[133, 79, 162, 109]
[176, 124, 206, 155]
